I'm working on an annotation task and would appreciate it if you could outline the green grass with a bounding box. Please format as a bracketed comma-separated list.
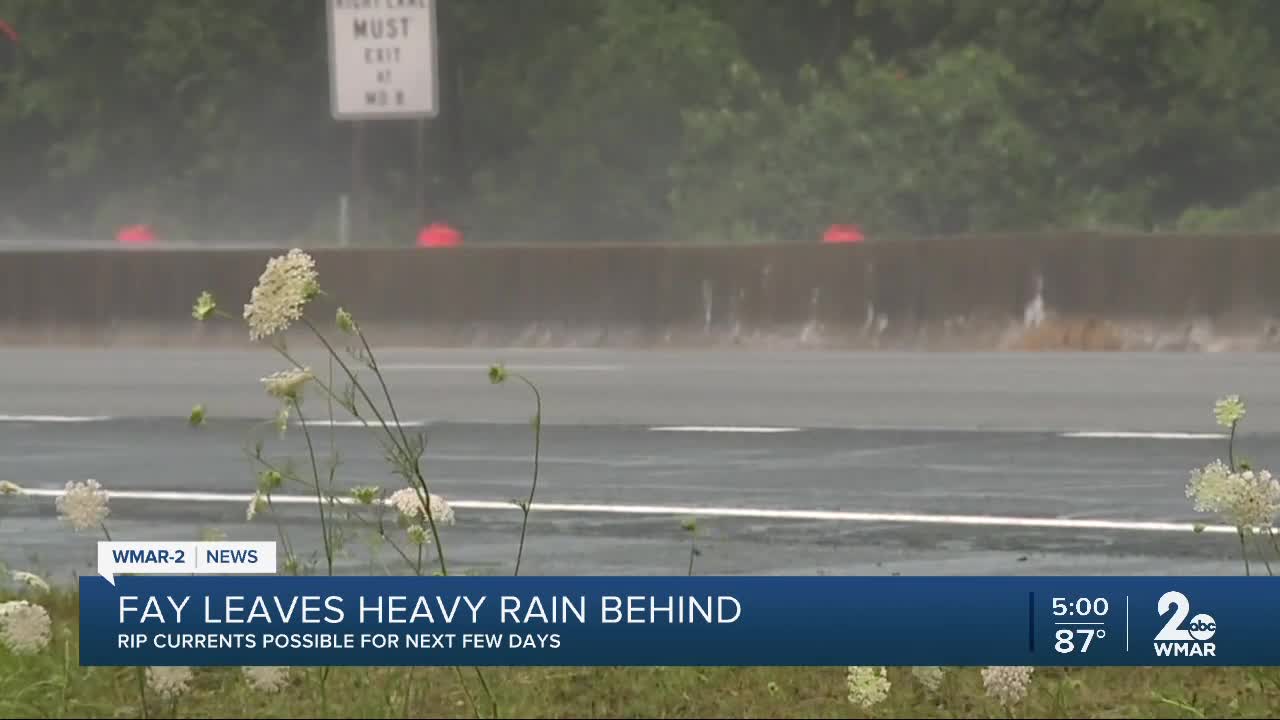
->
[2, 593, 1279, 718]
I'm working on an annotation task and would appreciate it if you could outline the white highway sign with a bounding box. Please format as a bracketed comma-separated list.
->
[327, 0, 439, 119]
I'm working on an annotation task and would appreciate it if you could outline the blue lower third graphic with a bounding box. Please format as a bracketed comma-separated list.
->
[78, 576, 1280, 666]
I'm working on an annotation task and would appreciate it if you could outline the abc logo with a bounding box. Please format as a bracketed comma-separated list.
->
[1188, 613, 1217, 641]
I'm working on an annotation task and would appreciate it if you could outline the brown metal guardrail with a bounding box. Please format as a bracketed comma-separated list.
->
[0, 233, 1275, 348]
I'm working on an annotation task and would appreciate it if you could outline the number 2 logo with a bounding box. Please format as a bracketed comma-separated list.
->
[1156, 591, 1192, 641]
[1156, 591, 1217, 641]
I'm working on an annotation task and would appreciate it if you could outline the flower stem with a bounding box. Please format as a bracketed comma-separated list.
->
[245, 451, 299, 567]
[452, 666, 482, 719]
[327, 354, 339, 506]
[300, 320, 397, 443]
[1229, 421, 1238, 471]
[135, 667, 149, 719]
[1258, 530, 1275, 576]
[511, 373, 542, 577]
[473, 665, 499, 719]
[378, 527, 418, 574]
[401, 667, 416, 718]
[298, 320, 450, 577]
[409, 478, 449, 576]
[356, 327, 413, 454]
[320, 666, 330, 717]
[687, 534, 697, 577]
[264, 495, 295, 569]
[1239, 529, 1252, 576]
[351, 326, 451, 577]
[303, 316, 486, 707]
[295, 402, 334, 576]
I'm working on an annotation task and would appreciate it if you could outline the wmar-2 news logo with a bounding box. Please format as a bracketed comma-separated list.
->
[1154, 591, 1217, 658]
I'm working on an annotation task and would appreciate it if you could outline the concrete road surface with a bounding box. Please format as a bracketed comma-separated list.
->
[1, 348, 1273, 584]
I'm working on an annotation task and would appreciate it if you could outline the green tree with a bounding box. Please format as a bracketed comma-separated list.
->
[459, 0, 747, 243]
[673, 43, 1055, 240]
[7, 0, 1280, 243]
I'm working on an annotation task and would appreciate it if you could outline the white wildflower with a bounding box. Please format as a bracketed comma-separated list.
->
[243, 665, 289, 693]
[11, 571, 49, 594]
[147, 666, 193, 698]
[261, 367, 314, 401]
[0, 480, 21, 495]
[982, 665, 1033, 706]
[243, 248, 319, 341]
[55, 479, 109, 531]
[1215, 394, 1246, 428]
[407, 524, 429, 546]
[388, 488, 455, 526]
[911, 665, 945, 692]
[1187, 460, 1232, 510]
[247, 492, 268, 522]
[0, 600, 52, 654]
[1187, 460, 1280, 530]
[846, 665, 890, 708]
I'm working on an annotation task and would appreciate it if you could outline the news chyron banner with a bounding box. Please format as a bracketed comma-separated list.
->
[82, 541, 1280, 666]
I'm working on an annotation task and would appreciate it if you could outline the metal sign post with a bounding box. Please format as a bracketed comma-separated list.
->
[326, 0, 439, 244]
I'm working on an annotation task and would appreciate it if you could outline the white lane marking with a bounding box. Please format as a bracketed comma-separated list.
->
[0, 415, 112, 423]
[15, 488, 1234, 535]
[650, 426, 802, 434]
[380, 363, 623, 372]
[301, 420, 427, 428]
[1060, 431, 1227, 440]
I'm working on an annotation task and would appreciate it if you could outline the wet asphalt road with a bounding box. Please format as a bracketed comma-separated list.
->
[1, 348, 1273, 583]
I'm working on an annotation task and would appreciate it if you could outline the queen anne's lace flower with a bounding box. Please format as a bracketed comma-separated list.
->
[1188, 461, 1280, 530]
[407, 524, 429, 546]
[388, 488, 455, 526]
[982, 666, 1033, 705]
[911, 665, 945, 692]
[846, 666, 890, 708]
[261, 368, 314, 401]
[0, 600, 51, 654]
[244, 249, 319, 341]
[0, 480, 22, 495]
[11, 571, 48, 594]
[56, 479, 109, 531]
[1215, 394, 1247, 428]
[243, 665, 289, 693]
[147, 666, 193, 698]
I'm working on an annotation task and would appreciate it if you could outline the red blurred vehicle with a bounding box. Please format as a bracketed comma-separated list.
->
[416, 222, 462, 248]
[822, 224, 865, 244]
[116, 224, 157, 246]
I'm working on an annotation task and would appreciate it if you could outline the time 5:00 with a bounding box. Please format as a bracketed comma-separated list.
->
[1052, 597, 1110, 617]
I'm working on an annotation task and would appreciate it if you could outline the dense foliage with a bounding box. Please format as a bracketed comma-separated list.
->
[3, 0, 1280, 244]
